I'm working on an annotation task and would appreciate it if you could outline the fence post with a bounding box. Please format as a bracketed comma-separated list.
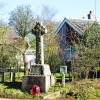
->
[10, 72, 13, 81]
[1, 72, 4, 82]
[13, 73, 15, 82]
[62, 72, 65, 87]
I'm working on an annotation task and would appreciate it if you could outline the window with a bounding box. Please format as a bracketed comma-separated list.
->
[66, 46, 75, 61]
[66, 46, 72, 61]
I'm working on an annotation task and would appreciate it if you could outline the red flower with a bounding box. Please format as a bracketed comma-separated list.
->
[30, 85, 40, 95]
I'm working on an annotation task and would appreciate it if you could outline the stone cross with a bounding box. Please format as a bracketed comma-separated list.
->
[32, 22, 46, 64]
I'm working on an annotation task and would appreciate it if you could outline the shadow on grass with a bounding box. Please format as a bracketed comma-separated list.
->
[1, 82, 22, 89]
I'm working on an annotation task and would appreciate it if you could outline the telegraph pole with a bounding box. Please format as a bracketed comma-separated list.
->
[95, 0, 97, 20]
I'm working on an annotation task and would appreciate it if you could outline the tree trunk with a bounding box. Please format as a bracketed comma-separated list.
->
[85, 70, 89, 80]
[23, 52, 29, 75]
[23, 41, 31, 75]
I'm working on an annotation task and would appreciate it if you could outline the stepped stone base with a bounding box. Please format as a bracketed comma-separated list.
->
[21, 75, 56, 92]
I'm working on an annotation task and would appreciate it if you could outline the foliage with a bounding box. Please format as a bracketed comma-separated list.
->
[9, 5, 34, 38]
[3, 79, 100, 99]
[95, 91, 100, 97]
[72, 23, 100, 80]
[0, 24, 20, 69]
[44, 24, 65, 72]
[0, 82, 46, 99]
[69, 79, 99, 99]
[9, 5, 35, 75]
[0, 74, 100, 99]
[30, 39, 36, 49]
[55, 73, 72, 82]
[0, 44, 19, 68]
[0, 25, 8, 43]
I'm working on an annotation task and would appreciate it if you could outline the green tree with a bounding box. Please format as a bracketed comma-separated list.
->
[0, 24, 19, 69]
[0, 25, 8, 43]
[72, 22, 100, 80]
[0, 44, 19, 68]
[0, 4, 19, 70]
[9, 5, 35, 75]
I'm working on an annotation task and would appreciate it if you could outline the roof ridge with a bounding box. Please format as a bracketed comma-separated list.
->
[67, 18, 85, 33]
[66, 17, 100, 22]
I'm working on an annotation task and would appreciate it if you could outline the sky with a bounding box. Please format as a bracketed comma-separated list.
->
[0, 0, 100, 23]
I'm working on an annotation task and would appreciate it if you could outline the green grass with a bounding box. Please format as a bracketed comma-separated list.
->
[0, 72, 24, 82]
[0, 72, 100, 99]
[0, 81, 47, 99]
[15, 72, 24, 78]
[55, 72, 72, 77]
[55, 73, 72, 82]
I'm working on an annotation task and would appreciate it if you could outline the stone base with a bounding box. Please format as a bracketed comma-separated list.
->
[30, 64, 51, 75]
[21, 75, 56, 92]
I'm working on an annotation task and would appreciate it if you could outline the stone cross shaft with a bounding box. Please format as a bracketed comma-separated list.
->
[32, 22, 46, 64]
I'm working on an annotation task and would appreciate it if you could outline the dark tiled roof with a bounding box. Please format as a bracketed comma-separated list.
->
[8, 28, 19, 39]
[55, 17, 100, 35]
[67, 18, 98, 33]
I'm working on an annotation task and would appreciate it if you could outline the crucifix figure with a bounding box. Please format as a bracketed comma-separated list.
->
[32, 22, 46, 65]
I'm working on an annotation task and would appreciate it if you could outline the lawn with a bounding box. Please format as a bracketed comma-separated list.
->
[0, 72, 100, 99]
[55, 72, 72, 82]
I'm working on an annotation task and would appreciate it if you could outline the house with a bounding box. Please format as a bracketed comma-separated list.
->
[55, 11, 100, 69]
[8, 27, 19, 43]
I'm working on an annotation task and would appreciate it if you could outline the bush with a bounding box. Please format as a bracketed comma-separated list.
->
[95, 91, 100, 97]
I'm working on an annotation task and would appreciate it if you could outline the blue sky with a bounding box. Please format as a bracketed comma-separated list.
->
[0, 0, 100, 22]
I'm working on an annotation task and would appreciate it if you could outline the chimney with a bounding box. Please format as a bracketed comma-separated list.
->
[87, 11, 95, 20]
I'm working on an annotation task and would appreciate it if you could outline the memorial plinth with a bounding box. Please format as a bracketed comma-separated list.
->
[22, 75, 56, 92]
[22, 64, 56, 92]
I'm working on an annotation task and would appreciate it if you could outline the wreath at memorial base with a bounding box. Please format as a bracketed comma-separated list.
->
[30, 85, 40, 95]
